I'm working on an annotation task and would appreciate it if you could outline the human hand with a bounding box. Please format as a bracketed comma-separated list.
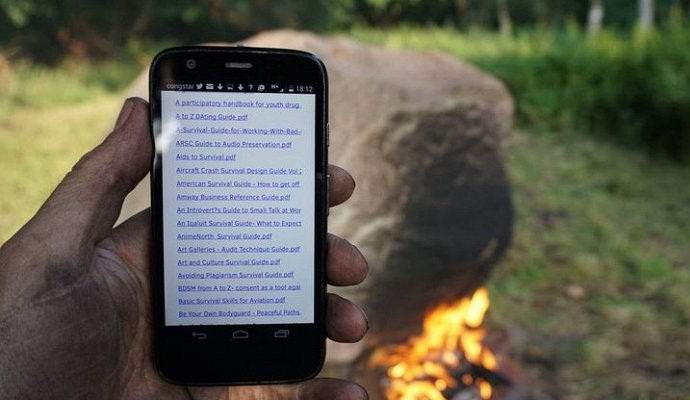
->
[0, 98, 369, 400]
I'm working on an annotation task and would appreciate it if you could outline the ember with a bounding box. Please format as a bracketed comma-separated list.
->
[369, 287, 507, 400]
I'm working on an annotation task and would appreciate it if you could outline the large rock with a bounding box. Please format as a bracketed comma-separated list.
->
[119, 30, 514, 366]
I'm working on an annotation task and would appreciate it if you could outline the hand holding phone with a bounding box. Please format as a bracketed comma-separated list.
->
[149, 46, 367, 385]
[0, 96, 368, 399]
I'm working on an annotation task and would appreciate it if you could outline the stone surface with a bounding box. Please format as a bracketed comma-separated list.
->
[118, 30, 514, 367]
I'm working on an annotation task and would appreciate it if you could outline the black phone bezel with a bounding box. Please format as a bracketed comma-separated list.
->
[149, 46, 328, 385]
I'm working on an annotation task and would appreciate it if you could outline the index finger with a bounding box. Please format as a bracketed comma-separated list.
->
[328, 164, 355, 207]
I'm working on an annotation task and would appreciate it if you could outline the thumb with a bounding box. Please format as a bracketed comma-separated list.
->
[109, 208, 151, 280]
[20, 97, 151, 261]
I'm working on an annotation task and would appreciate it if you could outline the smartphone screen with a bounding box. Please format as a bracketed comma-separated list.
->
[161, 90, 316, 326]
[150, 47, 327, 384]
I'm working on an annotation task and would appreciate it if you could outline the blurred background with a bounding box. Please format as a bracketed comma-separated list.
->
[1, 1, 689, 399]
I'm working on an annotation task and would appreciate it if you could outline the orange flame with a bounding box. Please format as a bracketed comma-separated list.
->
[370, 287, 496, 400]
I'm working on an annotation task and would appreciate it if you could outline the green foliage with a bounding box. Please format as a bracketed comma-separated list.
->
[347, 0, 688, 29]
[0, 0, 344, 62]
[2, 0, 690, 61]
[352, 25, 690, 162]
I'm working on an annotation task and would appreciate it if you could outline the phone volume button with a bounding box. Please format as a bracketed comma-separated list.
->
[326, 123, 330, 148]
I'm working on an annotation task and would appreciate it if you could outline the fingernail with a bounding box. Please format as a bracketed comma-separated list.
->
[357, 384, 369, 400]
[364, 310, 370, 334]
[115, 98, 135, 129]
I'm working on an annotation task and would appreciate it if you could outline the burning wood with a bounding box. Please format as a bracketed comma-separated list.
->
[369, 288, 509, 400]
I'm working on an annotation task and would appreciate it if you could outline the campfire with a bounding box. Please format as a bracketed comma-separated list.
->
[369, 287, 508, 400]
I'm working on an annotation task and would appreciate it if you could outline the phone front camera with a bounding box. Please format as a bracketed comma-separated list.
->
[186, 59, 196, 69]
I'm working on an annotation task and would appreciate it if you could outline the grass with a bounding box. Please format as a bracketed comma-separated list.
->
[0, 50, 151, 241]
[492, 130, 690, 399]
[1, 29, 690, 399]
[0, 57, 142, 243]
[0, 57, 144, 119]
[352, 27, 690, 398]
[0, 95, 122, 242]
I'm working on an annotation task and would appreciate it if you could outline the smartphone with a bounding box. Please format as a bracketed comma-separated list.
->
[149, 46, 328, 385]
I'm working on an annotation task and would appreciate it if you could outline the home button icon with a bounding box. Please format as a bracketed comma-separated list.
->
[274, 329, 290, 339]
[232, 330, 249, 340]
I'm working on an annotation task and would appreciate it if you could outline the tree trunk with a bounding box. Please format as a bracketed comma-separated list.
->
[672, 0, 690, 19]
[639, 0, 655, 30]
[497, 0, 512, 35]
[454, 0, 468, 28]
[588, 0, 605, 35]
